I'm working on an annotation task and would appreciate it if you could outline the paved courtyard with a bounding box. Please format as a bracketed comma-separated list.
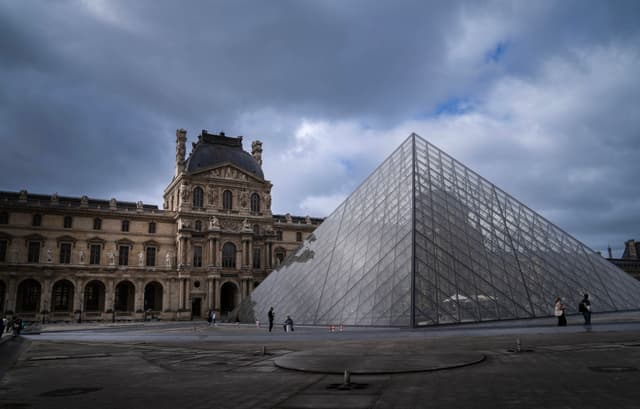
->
[1, 312, 640, 408]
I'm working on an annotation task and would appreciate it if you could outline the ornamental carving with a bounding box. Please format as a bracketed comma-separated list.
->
[220, 219, 240, 231]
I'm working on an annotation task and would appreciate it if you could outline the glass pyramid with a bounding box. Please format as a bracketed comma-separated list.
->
[238, 134, 640, 327]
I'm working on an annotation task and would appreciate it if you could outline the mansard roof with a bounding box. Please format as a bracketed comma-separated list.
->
[185, 130, 264, 179]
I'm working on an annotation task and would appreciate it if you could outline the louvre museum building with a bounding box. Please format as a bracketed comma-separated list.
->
[0, 130, 322, 322]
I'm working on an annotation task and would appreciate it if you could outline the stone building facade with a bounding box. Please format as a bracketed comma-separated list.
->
[607, 239, 640, 281]
[0, 130, 322, 322]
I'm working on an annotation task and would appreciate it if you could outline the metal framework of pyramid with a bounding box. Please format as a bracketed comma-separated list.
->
[238, 134, 640, 327]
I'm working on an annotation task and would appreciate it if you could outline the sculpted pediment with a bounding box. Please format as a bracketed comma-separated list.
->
[206, 164, 261, 182]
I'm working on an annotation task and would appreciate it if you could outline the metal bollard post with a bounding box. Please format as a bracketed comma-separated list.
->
[516, 337, 521, 353]
[343, 369, 351, 385]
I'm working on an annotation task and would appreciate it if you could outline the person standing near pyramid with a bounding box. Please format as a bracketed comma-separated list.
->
[554, 297, 567, 326]
[268, 307, 274, 332]
[579, 294, 591, 325]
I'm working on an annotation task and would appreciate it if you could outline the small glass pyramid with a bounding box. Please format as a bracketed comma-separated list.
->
[238, 134, 640, 327]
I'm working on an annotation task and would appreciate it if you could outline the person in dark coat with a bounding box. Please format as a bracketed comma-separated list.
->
[283, 316, 294, 332]
[268, 307, 274, 332]
[579, 293, 592, 325]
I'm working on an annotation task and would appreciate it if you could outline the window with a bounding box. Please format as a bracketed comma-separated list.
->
[274, 248, 286, 265]
[193, 187, 204, 208]
[193, 245, 202, 267]
[222, 242, 236, 268]
[0, 212, 8, 224]
[146, 247, 156, 267]
[195, 220, 202, 232]
[253, 224, 260, 235]
[148, 222, 156, 234]
[253, 247, 261, 269]
[121, 220, 129, 232]
[296, 232, 303, 242]
[32, 214, 42, 227]
[93, 218, 102, 230]
[276, 230, 283, 241]
[0, 240, 7, 262]
[251, 193, 260, 212]
[223, 190, 233, 210]
[28, 241, 40, 263]
[63, 216, 72, 229]
[89, 244, 101, 265]
[59, 243, 72, 264]
[52, 281, 72, 310]
[118, 245, 129, 266]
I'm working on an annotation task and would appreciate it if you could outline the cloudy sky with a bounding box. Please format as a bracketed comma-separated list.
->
[1, 0, 639, 255]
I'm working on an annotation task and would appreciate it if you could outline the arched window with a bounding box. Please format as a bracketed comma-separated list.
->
[52, 280, 74, 311]
[222, 242, 236, 268]
[223, 190, 233, 210]
[195, 220, 202, 232]
[193, 187, 204, 208]
[251, 193, 260, 212]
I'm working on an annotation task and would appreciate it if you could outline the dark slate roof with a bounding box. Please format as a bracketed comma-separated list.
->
[185, 130, 264, 179]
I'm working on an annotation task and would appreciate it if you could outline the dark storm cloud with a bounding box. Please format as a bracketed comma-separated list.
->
[0, 0, 639, 253]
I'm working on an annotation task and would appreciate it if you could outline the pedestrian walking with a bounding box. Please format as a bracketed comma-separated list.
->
[207, 310, 213, 326]
[268, 307, 274, 332]
[11, 316, 22, 337]
[554, 297, 567, 326]
[579, 293, 592, 325]
[212, 310, 216, 326]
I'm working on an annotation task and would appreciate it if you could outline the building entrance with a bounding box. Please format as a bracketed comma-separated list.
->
[191, 298, 201, 318]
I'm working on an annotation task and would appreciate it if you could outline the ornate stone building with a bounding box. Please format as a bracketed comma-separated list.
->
[0, 130, 322, 322]
[607, 240, 640, 281]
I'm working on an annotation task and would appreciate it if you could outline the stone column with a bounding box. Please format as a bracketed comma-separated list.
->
[207, 277, 214, 310]
[134, 279, 144, 313]
[267, 242, 273, 269]
[41, 277, 52, 314]
[5, 276, 17, 313]
[74, 278, 85, 313]
[248, 239, 253, 270]
[214, 278, 221, 311]
[178, 278, 184, 310]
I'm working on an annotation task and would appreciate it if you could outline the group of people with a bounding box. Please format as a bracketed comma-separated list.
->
[554, 293, 591, 326]
[0, 316, 24, 337]
[267, 307, 294, 333]
[207, 310, 217, 326]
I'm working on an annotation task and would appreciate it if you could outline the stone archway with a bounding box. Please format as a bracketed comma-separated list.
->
[84, 280, 106, 313]
[115, 280, 135, 313]
[16, 278, 41, 315]
[144, 281, 163, 311]
[220, 281, 238, 317]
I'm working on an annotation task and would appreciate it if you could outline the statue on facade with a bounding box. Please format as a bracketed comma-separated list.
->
[208, 185, 217, 207]
[305, 215, 312, 224]
[251, 140, 263, 166]
[180, 182, 190, 203]
[109, 198, 117, 209]
[19, 190, 27, 201]
[242, 218, 252, 231]
[51, 192, 59, 204]
[209, 215, 220, 230]
[285, 213, 293, 223]
[81, 195, 89, 207]
[165, 252, 172, 267]
[79, 249, 85, 264]
[108, 251, 115, 265]
[263, 190, 272, 209]
[138, 251, 144, 266]
[136, 201, 143, 210]
[239, 189, 249, 208]
[47, 248, 53, 263]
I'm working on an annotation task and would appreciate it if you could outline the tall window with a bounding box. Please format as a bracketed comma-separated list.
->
[251, 193, 260, 212]
[193, 187, 204, 208]
[223, 190, 233, 210]
[0, 239, 7, 262]
[253, 247, 261, 269]
[52, 281, 73, 311]
[222, 242, 236, 268]
[195, 220, 202, 232]
[59, 243, 72, 264]
[276, 230, 283, 241]
[296, 232, 303, 242]
[89, 244, 101, 265]
[148, 222, 156, 234]
[253, 224, 260, 235]
[63, 216, 72, 229]
[146, 247, 156, 267]
[193, 246, 202, 267]
[0, 212, 8, 224]
[121, 220, 130, 232]
[32, 214, 42, 227]
[118, 245, 129, 266]
[28, 241, 40, 263]
[93, 218, 102, 230]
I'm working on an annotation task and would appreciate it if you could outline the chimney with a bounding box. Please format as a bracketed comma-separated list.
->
[175, 129, 187, 177]
[623, 240, 637, 259]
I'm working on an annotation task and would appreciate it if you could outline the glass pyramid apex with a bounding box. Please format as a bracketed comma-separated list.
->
[238, 134, 640, 327]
